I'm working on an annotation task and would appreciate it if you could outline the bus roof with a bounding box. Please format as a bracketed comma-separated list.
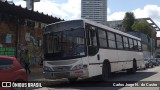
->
[82, 19, 141, 41]
[46, 19, 141, 41]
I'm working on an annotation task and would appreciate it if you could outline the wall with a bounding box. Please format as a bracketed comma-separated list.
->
[0, 16, 45, 66]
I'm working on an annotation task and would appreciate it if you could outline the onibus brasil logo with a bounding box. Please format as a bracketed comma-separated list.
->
[2, 82, 42, 88]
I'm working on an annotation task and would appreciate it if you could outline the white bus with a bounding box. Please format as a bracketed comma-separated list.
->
[43, 19, 144, 81]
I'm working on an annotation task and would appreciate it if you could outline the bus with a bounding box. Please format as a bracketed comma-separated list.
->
[43, 19, 144, 81]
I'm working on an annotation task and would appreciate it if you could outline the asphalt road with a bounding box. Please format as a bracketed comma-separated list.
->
[27, 66, 160, 90]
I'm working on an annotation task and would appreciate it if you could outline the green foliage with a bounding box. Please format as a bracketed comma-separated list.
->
[122, 12, 135, 31]
[131, 21, 151, 37]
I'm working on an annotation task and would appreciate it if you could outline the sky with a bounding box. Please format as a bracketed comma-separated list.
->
[10, 0, 160, 37]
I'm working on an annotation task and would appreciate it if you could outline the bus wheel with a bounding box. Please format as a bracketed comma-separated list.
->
[102, 62, 110, 81]
[68, 78, 78, 82]
[127, 60, 137, 74]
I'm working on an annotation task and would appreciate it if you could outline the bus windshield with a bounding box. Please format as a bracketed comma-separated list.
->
[44, 27, 86, 60]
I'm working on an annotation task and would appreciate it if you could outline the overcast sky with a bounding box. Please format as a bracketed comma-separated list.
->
[12, 0, 160, 36]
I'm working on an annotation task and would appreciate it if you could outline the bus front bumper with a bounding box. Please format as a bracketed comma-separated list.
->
[43, 69, 88, 79]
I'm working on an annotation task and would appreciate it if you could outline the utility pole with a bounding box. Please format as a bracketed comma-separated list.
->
[151, 38, 153, 58]
[16, 18, 19, 58]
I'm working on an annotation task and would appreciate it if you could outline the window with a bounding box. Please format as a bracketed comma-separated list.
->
[116, 34, 123, 49]
[27, 20, 35, 27]
[123, 37, 129, 50]
[0, 58, 13, 70]
[129, 38, 134, 50]
[138, 41, 142, 51]
[88, 26, 97, 46]
[107, 32, 116, 48]
[133, 40, 138, 50]
[86, 24, 99, 56]
[91, 30, 97, 46]
[98, 29, 107, 48]
[0, 58, 13, 66]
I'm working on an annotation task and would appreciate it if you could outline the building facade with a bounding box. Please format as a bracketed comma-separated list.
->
[81, 0, 107, 23]
[103, 20, 125, 31]
[0, 1, 62, 66]
[157, 37, 160, 47]
[156, 37, 160, 56]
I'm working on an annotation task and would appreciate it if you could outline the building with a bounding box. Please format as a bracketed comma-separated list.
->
[103, 20, 125, 32]
[157, 37, 160, 52]
[156, 37, 160, 56]
[103, 18, 160, 32]
[103, 18, 159, 58]
[81, 0, 107, 23]
[0, 1, 62, 65]
[157, 37, 160, 47]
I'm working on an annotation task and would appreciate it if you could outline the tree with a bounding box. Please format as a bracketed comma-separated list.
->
[131, 21, 151, 37]
[122, 12, 135, 31]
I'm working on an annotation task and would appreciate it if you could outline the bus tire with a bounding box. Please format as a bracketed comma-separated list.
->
[127, 60, 137, 74]
[101, 61, 110, 81]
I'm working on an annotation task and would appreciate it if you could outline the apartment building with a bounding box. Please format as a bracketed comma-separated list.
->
[81, 0, 107, 23]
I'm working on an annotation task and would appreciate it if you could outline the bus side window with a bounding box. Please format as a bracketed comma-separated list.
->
[107, 32, 116, 49]
[86, 25, 98, 56]
[129, 38, 134, 50]
[138, 41, 142, 51]
[133, 40, 138, 51]
[98, 29, 107, 48]
[90, 30, 97, 46]
[116, 34, 123, 49]
[87, 25, 97, 47]
[123, 37, 129, 50]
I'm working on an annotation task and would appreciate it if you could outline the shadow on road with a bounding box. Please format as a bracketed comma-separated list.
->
[45, 71, 158, 90]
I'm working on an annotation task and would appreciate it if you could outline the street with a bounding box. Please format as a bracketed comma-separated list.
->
[26, 66, 160, 90]
[0, 1, 160, 90]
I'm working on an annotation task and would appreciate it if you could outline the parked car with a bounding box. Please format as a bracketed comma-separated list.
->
[0, 56, 28, 90]
[144, 58, 153, 68]
[155, 58, 160, 65]
[151, 58, 159, 66]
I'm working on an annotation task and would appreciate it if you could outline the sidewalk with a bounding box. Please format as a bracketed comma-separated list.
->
[28, 66, 45, 81]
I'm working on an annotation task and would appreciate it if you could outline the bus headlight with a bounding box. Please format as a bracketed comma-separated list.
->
[72, 64, 83, 70]
[44, 66, 53, 71]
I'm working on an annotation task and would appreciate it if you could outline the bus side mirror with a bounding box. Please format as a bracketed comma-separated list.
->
[88, 46, 99, 56]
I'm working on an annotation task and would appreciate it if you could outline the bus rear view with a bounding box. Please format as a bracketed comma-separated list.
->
[43, 20, 88, 81]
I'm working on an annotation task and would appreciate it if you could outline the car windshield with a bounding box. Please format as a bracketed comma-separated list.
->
[44, 28, 86, 60]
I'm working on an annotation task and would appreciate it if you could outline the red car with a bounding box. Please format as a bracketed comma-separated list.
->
[0, 56, 28, 90]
